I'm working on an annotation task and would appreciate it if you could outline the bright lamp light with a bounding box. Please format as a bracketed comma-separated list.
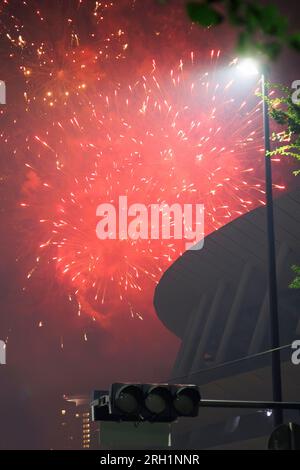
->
[237, 58, 260, 76]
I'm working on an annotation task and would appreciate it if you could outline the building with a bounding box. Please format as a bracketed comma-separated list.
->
[154, 189, 300, 449]
[60, 395, 99, 449]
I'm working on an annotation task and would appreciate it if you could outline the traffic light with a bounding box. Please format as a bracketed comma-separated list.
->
[142, 384, 174, 421]
[171, 385, 200, 417]
[110, 384, 144, 420]
[92, 383, 201, 423]
[268, 422, 300, 450]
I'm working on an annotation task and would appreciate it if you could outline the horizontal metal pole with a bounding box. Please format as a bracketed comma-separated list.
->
[92, 397, 300, 411]
[199, 399, 300, 410]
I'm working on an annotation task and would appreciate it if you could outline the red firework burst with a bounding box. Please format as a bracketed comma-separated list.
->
[0, 2, 287, 333]
[15, 51, 287, 325]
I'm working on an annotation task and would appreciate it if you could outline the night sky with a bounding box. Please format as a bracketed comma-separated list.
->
[0, 0, 299, 449]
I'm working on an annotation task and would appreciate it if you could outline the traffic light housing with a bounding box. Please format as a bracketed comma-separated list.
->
[171, 385, 200, 417]
[110, 383, 144, 420]
[142, 384, 174, 422]
[92, 383, 201, 423]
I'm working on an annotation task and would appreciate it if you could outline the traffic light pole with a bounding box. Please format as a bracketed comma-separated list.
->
[199, 399, 300, 411]
[92, 397, 300, 411]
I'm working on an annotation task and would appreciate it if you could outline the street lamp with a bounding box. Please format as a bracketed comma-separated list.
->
[237, 58, 260, 76]
[237, 58, 283, 427]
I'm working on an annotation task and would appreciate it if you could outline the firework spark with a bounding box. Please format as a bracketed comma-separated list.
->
[0, 1, 286, 328]
[15, 53, 277, 324]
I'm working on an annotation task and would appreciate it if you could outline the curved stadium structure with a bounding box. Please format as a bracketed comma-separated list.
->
[154, 189, 300, 449]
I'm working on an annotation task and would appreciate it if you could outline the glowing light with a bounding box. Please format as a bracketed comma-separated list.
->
[237, 58, 260, 77]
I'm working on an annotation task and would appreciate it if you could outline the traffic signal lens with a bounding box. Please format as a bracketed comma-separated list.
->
[145, 387, 171, 415]
[173, 388, 200, 416]
[174, 394, 194, 415]
[145, 394, 166, 414]
[115, 386, 142, 415]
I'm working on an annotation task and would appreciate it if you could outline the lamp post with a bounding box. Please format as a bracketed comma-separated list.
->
[238, 59, 283, 427]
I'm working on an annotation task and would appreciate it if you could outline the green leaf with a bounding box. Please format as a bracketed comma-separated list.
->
[226, 0, 242, 11]
[245, 3, 263, 32]
[236, 30, 254, 55]
[288, 118, 300, 134]
[289, 33, 300, 51]
[257, 5, 288, 36]
[227, 0, 244, 26]
[270, 108, 287, 125]
[187, 2, 223, 27]
[261, 41, 282, 60]
[290, 265, 300, 289]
